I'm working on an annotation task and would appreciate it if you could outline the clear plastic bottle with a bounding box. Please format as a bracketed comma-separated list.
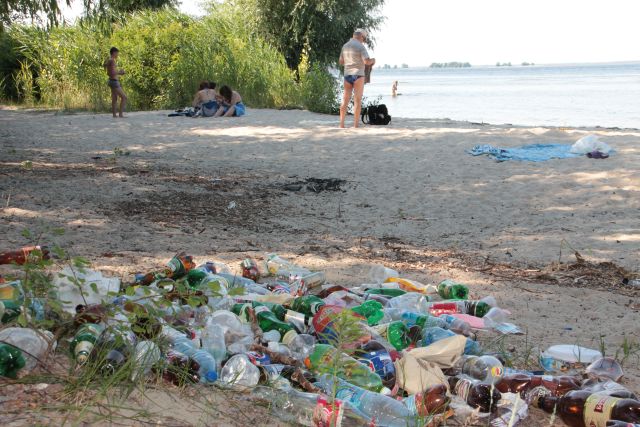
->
[422, 326, 481, 355]
[387, 292, 431, 313]
[454, 355, 504, 384]
[219, 354, 261, 387]
[287, 333, 316, 362]
[0, 327, 55, 371]
[131, 340, 161, 381]
[201, 319, 227, 368]
[369, 264, 399, 284]
[315, 375, 412, 427]
[190, 349, 218, 383]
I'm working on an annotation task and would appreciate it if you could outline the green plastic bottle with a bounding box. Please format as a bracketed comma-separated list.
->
[70, 323, 105, 364]
[351, 300, 384, 326]
[364, 288, 406, 298]
[304, 344, 385, 392]
[232, 302, 295, 339]
[372, 321, 412, 351]
[290, 295, 325, 318]
[0, 343, 26, 378]
[437, 280, 469, 300]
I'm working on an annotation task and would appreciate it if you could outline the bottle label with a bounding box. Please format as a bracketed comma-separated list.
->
[253, 305, 270, 315]
[313, 396, 343, 427]
[583, 394, 620, 427]
[335, 386, 365, 409]
[74, 340, 94, 357]
[454, 378, 472, 401]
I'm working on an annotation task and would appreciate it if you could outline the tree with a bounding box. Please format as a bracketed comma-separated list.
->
[0, 0, 176, 30]
[237, 0, 385, 71]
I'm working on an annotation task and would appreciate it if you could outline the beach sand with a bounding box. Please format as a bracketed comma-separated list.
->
[1, 107, 639, 425]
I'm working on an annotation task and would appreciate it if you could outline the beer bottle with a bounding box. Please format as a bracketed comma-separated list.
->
[289, 295, 325, 318]
[232, 302, 296, 340]
[241, 258, 261, 282]
[448, 376, 501, 413]
[0, 343, 26, 378]
[0, 246, 50, 265]
[403, 384, 450, 416]
[535, 390, 640, 427]
[70, 323, 105, 364]
[162, 349, 200, 385]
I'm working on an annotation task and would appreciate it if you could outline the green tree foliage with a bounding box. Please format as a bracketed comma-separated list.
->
[0, 0, 69, 30]
[237, 0, 385, 70]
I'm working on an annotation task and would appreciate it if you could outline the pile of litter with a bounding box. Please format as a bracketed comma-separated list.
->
[0, 246, 638, 426]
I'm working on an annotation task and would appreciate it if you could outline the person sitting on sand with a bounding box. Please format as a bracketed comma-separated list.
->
[392, 81, 398, 97]
[214, 85, 246, 117]
[192, 81, 218, 108]
[339, 28, 375, 128]
[104, 47, 127, 118]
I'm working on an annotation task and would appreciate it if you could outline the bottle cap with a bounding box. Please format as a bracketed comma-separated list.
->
[380, 386, 392, 395]
[205, 371, 218, 382]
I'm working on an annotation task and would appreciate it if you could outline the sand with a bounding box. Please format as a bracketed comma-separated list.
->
[0, 107, 639, 425]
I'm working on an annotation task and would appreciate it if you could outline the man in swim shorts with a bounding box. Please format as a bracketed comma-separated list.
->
[104, 47, 127, 118]
[339, 28, 376, 128]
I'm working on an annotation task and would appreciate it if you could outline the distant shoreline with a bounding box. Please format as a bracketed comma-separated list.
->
[376, 60, 640, 70]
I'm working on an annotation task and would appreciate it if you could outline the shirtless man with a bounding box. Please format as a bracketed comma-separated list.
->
[104, 47, 127, 118]
[339, 29, 375, 128]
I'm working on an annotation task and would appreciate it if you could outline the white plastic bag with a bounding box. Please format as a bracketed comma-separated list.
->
[53, 267, 120, 314]
[570, 134, 612, 154]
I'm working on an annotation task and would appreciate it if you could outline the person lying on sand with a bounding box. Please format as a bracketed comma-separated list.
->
[104, 47, 127, 118]
[339, 28, 375, 128]
[214, 85, 246, 117]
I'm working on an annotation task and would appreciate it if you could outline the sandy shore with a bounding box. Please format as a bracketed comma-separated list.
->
[1, 107, 639, 425]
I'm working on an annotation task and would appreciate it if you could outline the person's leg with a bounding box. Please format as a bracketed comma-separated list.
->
[213, 106, 225, 117]
[115, 87, 127, 118]
[340, 80, 354, 128]
[223, 105, 236, 117]
[110, 87, 118, 118]
[352, 77, 365, 128]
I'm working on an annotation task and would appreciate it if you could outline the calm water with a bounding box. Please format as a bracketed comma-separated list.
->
[363, 63, 640, 128]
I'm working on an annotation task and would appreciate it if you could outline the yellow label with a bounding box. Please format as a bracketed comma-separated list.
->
[583, 394, 620, 427]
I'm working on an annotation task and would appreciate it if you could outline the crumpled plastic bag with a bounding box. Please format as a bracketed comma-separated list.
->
[53, 267, 120, 314]
[394, 335, 466, 394]
[570, 134, 612, 154]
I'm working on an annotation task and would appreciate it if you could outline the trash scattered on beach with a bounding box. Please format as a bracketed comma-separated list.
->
[1, 249, 639, 426]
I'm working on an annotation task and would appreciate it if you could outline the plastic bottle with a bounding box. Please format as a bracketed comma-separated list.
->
[287, 333, 316, 362]
[0, 245, 50, 265]
[161, 349, 200, 385]
[201, 318, 227, 367]
[304, 344, 385, 392]
[370, 321, 414, 351]
[351, 300, 385, 326]
[0, 343, 26, 378]
[355, 340, 396, 389]
[131, 340, 161, 381]
[0, 280, 24, 323]
[449, 376, 501, 413]
[422, 326, 481, 355]
[369, 264, 399, 284]
[534, 390, 640, 427]
[311, 305, 370, 346]
[216, 273, 269, 295]
[585, 357, 624, 382]
[403, 384, 450, 416]
[315, 375, 411, 426]
[95, 328, 137, 375]
[581, 379, 638, 400]
[387, 292, 431, 313]
[386, 277, 435, 295]
[453, 355, 504, 384]
[190, 349, 218, 383]
[219, 354, 261, 387]
[438, 314, 473, 336]
[0, 327, 54, 371]
[437, 279, 469, 300]
[364, 288, 406, 298]
[428, 300, 493, 318]
[240, 258, 261, 282]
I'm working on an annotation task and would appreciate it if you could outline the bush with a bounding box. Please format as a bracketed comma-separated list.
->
[1, 7, 338, 113]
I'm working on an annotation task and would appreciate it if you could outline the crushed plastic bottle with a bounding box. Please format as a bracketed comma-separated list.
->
[0, 327, 56, 371]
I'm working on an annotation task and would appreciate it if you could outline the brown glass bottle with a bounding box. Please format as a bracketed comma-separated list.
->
[161, 350, 200, 385]
[448, 376, 501, 413]
[536, 390, 640, 427]
[0, 246, 50, 265]
[497, 374, 580, 396]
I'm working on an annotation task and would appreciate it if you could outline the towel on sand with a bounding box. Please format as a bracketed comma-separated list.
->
[468, 143, 583, 162]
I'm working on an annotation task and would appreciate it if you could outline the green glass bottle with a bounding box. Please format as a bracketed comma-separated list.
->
[232, 302, 295, 338]
[186, 269, 208, 288]
[351, 300, 384, 326]
[437, 280, 469, 300]
[290, 295, 325, 318]
[0, 343, 26, 378]
[304, 344, 384, 392]
[70, 323, 105, 364]
[364, 288, 406, 298]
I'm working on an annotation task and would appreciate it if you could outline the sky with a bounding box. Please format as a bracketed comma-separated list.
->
[62, 0, 640, 66]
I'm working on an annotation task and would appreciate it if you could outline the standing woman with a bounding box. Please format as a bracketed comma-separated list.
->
[339, 29, 376, 128]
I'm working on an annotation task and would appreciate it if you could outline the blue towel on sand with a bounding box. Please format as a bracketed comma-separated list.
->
[468, 143, 582, 162]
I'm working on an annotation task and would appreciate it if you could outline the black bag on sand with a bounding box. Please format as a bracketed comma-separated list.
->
[361, 104, 391, 125]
